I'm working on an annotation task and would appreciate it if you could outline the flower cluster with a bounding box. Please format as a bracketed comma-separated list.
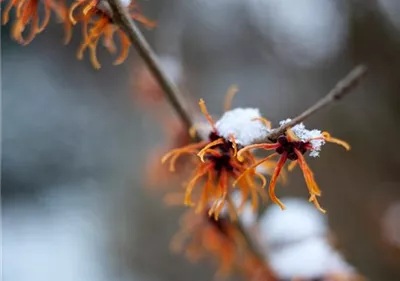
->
[2, 0, 155, 68]
[237, 119, 350, 213]
[162, 95, 349, 216]
[161, 97, 275, 220]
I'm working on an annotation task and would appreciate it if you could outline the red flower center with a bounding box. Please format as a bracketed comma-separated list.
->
[275, 135, 312, 160]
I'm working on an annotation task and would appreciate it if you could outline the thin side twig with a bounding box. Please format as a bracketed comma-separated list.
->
[264, 65, 368, 142]
[107, 0, 195, 132]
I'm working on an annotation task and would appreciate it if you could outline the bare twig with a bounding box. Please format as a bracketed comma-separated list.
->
[107, 0, 195, 131]
[264, 65, 368, 142]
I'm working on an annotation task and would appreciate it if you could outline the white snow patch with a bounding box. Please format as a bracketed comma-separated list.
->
[280, 119, 325, 157]
[216, 108, 270, 146]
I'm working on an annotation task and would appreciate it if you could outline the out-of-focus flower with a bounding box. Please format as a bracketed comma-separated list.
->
[2, 0, 71, 44]
[133, 55, 183, 107]
[145, 117, 194, 190]
[171, 210, 244, 278]
[162, 94, 272, 220]
[69, 0, 156, 69]
[237, 120, 350, 212]
[257, 198, 364, 281]
[171, 209, 275, 280]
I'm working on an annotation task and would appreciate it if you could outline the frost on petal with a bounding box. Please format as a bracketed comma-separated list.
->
[279, 119, 325, 157]
[216, 108, 270, 146]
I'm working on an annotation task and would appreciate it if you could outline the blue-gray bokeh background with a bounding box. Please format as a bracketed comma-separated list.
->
[2, 0, 400, 280]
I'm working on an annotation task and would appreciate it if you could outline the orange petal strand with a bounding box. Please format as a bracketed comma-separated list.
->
[16, 0, 26, 19]
[195, 171, 213, 213]
[102, 26, 117, 53]
[2, 0, 18, 25]
[77, 18, 89, 60]
[237, 183, 249, 212]
[237, 143, 280, 160]
[131, 12, 157, 28]
[229, 135, 238, 157]
[309, 195, 326, 213]
[268, 153, 287, 210]
[198, 99, 216, 131]
[197, 138, 224, 162]
[23, 16, 40, 45]
[223, 84, 238, 112]
[246, 173, 259, 211]
[68, 0, 85, 25]
[38, 1, 52, 32]
[286, 128, 299, 142]
[252, 117, 272, 129]
[161, 141, 208, 164]
[89, 40, 101, 69]
[63, 18, 73, 44]
[294, 150, 322, 197]
[212, 169, 229, 219]
[113, 31, 131, 65]
[184, 163, 212, 206]
[288, 160, 297, 172]
[322, 131, 350, 151]
[233, 153, 278, 186]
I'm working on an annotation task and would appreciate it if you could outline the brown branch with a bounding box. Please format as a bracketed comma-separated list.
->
[264, 65, 368, 142]
[107, 0, 195, 132]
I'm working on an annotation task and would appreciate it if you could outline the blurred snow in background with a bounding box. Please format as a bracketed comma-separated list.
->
[247, 0, 348, 67]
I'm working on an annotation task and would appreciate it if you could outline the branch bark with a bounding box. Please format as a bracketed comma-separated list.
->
[263, 65, 368, 142]
[107, 0, 195, 131]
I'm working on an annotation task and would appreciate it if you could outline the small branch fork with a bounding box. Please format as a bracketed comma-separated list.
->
[107, 0, 367, 279]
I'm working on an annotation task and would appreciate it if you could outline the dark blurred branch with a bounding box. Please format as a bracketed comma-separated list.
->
[264, 65, 368, 142]
[107, 0, 195, 132]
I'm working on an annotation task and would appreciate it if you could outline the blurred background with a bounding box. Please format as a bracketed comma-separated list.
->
[2, 0, 400, 280]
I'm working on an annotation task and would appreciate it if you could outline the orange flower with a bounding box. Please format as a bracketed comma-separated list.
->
[171, 210, 243, 278]
[2, 0, 71, 44]
[145, 118, 194, 189]
[172, 209, 276, 280]
[69, 0, 156, 69]
[237, 125, 350, 213]
[162, 97, 270, 220]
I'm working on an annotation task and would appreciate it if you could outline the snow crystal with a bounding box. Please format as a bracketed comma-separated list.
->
[279, 118, 325, 157]
[215, 108, 270, 146]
